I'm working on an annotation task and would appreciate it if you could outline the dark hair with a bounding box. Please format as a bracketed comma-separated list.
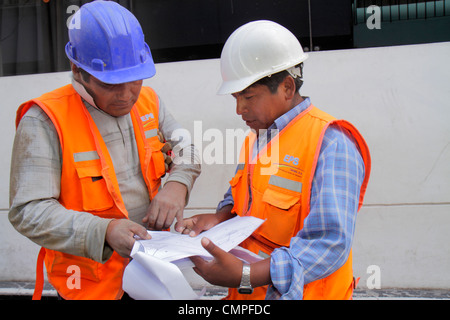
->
[250, 63, 304, 94]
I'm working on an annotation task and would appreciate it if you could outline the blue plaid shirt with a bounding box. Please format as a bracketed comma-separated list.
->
[217, 98, 365, 299]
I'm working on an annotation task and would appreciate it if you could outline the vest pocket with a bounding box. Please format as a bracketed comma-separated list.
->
[147, 137, 167, 180]
[229, 170, 247, 215]
[48, 250, 100, 283]
[75, 161, 114, 212]
[258, 187, 301, 247]
[229, 169, 243, 187]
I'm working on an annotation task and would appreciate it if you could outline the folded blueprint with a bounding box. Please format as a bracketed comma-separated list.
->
[122, 215, 265, 300]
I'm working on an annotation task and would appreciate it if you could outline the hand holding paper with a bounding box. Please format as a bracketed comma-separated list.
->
[122, 215, 265, 299]
[190, 237, 243, 288]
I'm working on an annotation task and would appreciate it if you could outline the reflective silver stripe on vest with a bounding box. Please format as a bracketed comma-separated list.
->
[73, 151, 100, 162]
[237, 163, 245, 171]
[269, 175, 302, 193]
[145, 128, 158, 139]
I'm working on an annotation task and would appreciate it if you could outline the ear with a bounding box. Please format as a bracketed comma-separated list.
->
[282, 76, 296, 100]
[71, 62, 81, 82]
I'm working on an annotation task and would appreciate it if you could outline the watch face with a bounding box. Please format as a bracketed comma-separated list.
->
[238, 287, 254, 294]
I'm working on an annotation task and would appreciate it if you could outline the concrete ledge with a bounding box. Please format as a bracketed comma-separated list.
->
[1, 282, 449, 300]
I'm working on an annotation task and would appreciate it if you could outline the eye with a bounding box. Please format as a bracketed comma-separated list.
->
[101, 83, 114, 89]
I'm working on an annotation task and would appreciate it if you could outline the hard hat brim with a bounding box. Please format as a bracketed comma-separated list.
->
[88, 60, 156, 84]
[217, 76, 258, 96]
[217, 52, 308, 95]
[65, 42, 156, 85]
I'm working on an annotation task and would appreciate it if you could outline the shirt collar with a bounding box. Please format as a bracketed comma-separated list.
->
[253, 97, 311, 158]
[71, 77, 98, 109]
[270, 97, 311, 131]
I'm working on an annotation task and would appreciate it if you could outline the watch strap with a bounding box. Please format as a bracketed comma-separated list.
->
[238, 263, 253, 294]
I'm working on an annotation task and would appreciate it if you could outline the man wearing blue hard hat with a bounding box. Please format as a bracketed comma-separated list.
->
[9, 0, 200, 300]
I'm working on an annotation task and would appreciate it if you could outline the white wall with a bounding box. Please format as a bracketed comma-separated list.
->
[1, 42, 449, 290]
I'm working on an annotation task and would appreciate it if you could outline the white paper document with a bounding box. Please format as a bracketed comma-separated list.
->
[122, 215, 265, 300]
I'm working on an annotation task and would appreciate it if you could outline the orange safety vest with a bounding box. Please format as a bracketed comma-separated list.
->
[227, 105, 371, 300]
[16, 84, 166, 300]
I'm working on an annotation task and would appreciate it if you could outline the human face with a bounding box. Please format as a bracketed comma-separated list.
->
[232, 84, 287, 132]
[75, 68, 143, 117]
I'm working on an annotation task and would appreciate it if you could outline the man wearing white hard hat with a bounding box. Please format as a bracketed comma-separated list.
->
[9, 1, 200, 300]
[183, 20, 371, 300]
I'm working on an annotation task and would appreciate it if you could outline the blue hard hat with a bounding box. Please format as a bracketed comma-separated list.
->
[65, 0, 155, 84]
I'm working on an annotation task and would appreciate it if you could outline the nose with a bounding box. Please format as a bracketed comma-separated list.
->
[115, 83, 134, 102]
[235, 96, 247, 116]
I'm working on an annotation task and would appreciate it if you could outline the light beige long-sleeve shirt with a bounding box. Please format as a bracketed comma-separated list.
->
[9, 80, 201, 263]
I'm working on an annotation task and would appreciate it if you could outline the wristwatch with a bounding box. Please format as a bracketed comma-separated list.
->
[238, 263, 253, 294]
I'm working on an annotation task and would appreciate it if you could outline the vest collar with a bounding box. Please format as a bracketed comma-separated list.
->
[72, 78, 98, 109]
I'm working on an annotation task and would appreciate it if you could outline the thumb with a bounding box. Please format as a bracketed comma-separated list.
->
[132, 223, 151, 240]
[201, 237, 225, 259]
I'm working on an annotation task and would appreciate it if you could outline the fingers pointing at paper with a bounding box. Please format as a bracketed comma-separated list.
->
[176, 213, 221, 236]
[143, 181, 187, 230]
[176, 205, 237, 236]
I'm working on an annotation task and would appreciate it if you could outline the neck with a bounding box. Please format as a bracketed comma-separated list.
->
[278, 93, 304, 117]
[290, 94, 304, 110]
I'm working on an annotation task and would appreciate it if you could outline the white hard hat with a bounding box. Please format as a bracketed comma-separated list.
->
[217, 20, 308, 95]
